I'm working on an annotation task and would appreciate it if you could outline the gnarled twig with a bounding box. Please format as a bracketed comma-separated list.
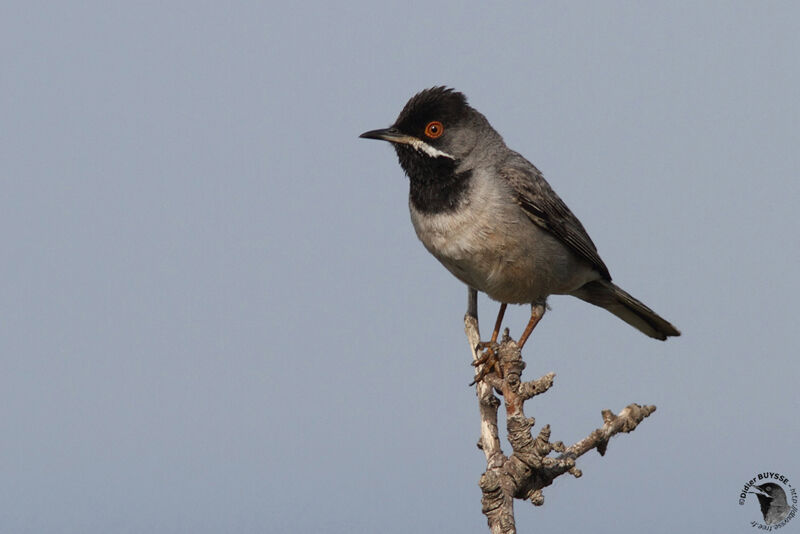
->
[465, 313, 656, 534]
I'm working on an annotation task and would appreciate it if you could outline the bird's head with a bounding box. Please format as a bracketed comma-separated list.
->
[360, 87, 495, 167]
[750, 483, 790, 525]
[751, 483, 787, 503]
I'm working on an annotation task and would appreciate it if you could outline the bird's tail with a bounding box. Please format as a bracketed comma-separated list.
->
[574, 280, 680, 340]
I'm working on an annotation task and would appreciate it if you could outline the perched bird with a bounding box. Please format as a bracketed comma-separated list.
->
[751, 483, 791, 525]
[360, 87, 679, 359]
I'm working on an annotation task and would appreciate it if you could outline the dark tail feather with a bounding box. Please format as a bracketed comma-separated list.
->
[574, 280, 680, 340]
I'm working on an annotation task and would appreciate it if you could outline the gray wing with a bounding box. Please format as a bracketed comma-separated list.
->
[501, 159, 611, 280]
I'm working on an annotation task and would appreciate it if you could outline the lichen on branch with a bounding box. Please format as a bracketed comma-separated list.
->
[465, 313, 656, 534]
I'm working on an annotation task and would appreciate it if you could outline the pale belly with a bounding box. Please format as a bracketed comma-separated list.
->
[410, 200, 599, 304]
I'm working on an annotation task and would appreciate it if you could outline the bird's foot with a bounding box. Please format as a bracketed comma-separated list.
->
[470, 340, 503, 385]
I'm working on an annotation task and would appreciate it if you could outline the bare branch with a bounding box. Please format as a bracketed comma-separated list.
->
[466, 317, 657, 534]
[465, 314, 504, 469]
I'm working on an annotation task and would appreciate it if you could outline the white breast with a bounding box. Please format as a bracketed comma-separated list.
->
[409, 171, 515, 291]
[408, 170, 598, 303]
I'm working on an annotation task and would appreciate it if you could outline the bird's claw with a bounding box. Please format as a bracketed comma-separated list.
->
[470, 341, 503, 385]
[473, 340, 499, 365]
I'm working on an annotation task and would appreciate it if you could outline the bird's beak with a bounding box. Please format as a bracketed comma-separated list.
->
[359, 127, 408, 143]
[360, 126, 455, 160]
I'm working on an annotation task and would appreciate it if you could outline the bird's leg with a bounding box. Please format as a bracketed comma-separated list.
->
[466, 286, 478, 320]
[517, 302, 546, 350]
[472, 303, 507, 383]
[476, 303, 507, 354]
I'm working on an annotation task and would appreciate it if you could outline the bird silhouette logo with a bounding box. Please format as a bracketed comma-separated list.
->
[738, 472, 797, 529]
[750, 483, 791, 525]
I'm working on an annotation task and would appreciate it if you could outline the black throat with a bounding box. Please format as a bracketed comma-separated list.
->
[394, 145, 471, 214]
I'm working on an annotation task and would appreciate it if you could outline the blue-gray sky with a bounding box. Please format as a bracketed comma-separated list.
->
[2, 2, 799, 532]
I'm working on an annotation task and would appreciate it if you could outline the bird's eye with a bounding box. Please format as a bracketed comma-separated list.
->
[424, 121, 444, 139]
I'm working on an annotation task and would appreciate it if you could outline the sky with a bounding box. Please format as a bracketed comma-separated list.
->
[2, 2, 799, 533]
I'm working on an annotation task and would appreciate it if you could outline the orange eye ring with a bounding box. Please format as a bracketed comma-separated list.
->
[424, 121, 444, 139]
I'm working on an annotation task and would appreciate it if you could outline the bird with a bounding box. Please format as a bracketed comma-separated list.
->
[360, 87, 679, 368]
[750, 483, 791, 525]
